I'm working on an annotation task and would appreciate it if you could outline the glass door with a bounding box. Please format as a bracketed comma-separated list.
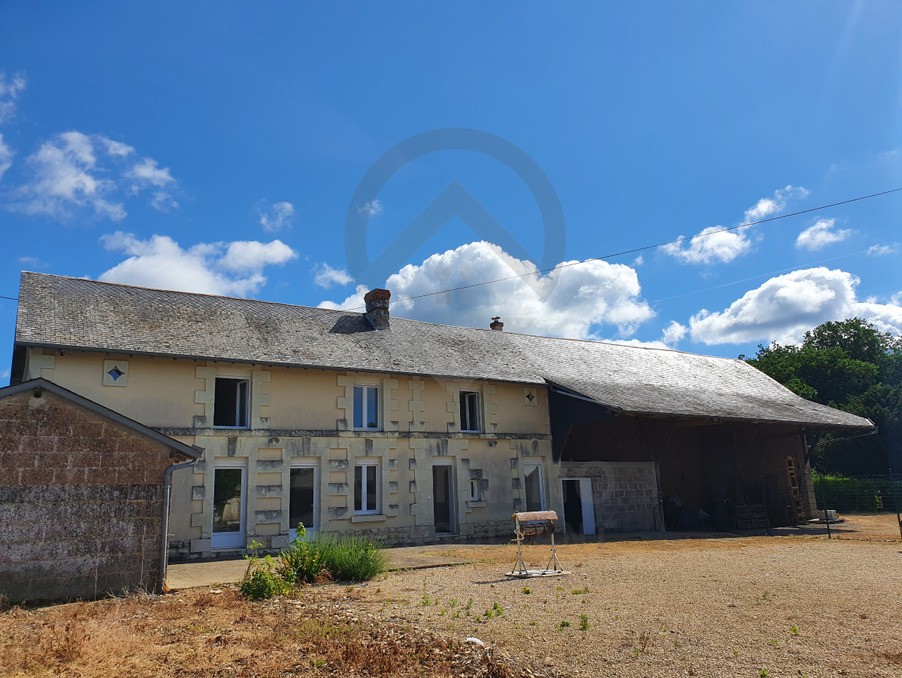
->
[289, 466, 317, 541]
[212, 466, 246, 549]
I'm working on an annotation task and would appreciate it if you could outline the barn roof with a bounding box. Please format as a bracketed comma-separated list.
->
[14, 272, 873, 430]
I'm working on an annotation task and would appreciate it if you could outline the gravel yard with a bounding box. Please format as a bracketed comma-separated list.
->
[361, 535, 902, 677]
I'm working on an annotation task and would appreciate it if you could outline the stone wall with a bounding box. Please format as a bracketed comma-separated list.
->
[0, 389, 176, 603]
[558, 461, 659, 532]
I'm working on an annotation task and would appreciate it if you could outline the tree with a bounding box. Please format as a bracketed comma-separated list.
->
[744, 318, 901, 476]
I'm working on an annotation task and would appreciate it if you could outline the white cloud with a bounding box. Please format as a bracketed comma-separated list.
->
[660, 321, 688, 346]
[99, 231, 298, 297]
[744, 185, 808, 222]
[257, 200, 296, 232]
[320, 241, 654, 339]
[8, 131, 177, 220]
[358, 199, 383, 217]
[661, 226, 754, 265]
[689, 267, 902, 345]
[0, 133, 11, 180]
[313, 263, 353, 288]
[664, 185, 807, 265]
[795, 218, 853, 251]
[0, 72, 26, 124]
[867, 243, 897, 256]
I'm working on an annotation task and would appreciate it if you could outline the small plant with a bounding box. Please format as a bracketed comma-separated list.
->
[522, 586, 532, 595]
[790, 625, 800, 636]
[767, 639, 780, 648]
[313, 532, 387, 582]
[448, 598, 458, 607]
[421, 578, 432, 607]
[579, 614, 589, 632]
[483, 601, 504, 619]
[759, 670, 770, 678]
[732, 649, 740, 658]
[278, 525, 325, 585]
[571, 587, 590, 595]
[239, 567, 287, 600]
[558, 620, 571, 630]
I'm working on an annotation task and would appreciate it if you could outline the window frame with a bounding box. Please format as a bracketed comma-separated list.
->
[352, 384, 381, 431]
[469, 477, 482, 502]
[213, 377, 250, 429]
[353, 462, 380, 515]
[459, 390, 481, 432]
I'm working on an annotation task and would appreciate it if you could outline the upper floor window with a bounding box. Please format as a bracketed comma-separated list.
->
[214, 378, 249, 428]
[353, 384, 380, 430]
[459, 390, 481, 432]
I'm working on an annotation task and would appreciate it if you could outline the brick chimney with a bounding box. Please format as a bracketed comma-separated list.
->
[490, 316, 504, 331]
[364, 289, 391, 330]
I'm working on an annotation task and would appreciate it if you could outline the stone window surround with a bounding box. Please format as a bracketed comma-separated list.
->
[353, 460, 380, 515]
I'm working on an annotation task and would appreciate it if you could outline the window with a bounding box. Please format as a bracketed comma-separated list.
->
[214, 378, 249, 428]
[354, 463, 380, 514]
[352, 385, 380, 430]
[459, 390, 480, 432]
[469, 478, 482, 502]
[523, 464, 545, 511]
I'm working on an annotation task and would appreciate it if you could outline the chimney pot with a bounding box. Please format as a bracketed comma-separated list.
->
[364, 289, 391, 330]
[490, 316, 504, 331]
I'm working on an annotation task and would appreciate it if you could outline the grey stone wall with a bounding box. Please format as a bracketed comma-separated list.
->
[0, 390, 176, 603]
[559, 461, 659, 532]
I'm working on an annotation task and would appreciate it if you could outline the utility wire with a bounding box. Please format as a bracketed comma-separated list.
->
[349, 185, 902, 311]
[0, 295, 17, 302]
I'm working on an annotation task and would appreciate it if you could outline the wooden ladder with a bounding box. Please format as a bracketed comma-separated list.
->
[785, 456, 805, 522]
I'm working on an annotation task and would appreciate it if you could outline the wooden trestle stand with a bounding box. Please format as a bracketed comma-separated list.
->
[506, 510, 568, 578]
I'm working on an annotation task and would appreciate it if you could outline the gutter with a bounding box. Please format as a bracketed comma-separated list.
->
[160, 454, 200, 591]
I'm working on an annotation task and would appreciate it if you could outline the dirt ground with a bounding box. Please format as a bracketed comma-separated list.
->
[2, 532, 901, 677]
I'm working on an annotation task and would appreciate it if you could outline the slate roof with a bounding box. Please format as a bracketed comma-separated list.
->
[15, 272, 873, 430]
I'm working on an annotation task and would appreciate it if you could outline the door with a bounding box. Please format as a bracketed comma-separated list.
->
[212, 466, 246, 549]
[432, 464, 455, 534]
[289, 465, 317, 541]
[561, 478, 596, 535]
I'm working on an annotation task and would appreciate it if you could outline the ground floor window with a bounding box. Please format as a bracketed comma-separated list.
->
[354, 463, 380, 514]
[289, 466, 316, 536]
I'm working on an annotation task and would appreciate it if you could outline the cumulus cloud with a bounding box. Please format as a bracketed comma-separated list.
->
[7, 131, 177, 220]
[0, 133, 11, 180]
[795, 218, 853, 251]
[313, 263, 353, 288]
[660, 321, 688, 346]
[257, 200, 296, 232]
[99, 231, 298, 297]
[663, 185, 807, 265]
[688, 267, 902, 345]
[358, 199, 383, 217]
[320, 241, 654, 339]
[0, 72, 26, 124]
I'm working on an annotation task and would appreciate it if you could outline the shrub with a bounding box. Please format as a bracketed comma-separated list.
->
[278, 526, 326, 585]
[313, 532, 387, 582]
[240, 566, 288, 600]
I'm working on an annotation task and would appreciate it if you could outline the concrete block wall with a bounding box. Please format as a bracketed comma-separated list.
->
[558, 461, 659, 532]
[0, 390, 176, 603]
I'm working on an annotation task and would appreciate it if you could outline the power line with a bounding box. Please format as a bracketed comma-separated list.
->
[351, 185, 902, 311]
[0, 295, 17, 302]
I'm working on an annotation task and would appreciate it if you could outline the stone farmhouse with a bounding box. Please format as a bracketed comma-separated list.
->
[10, 272, 873, 559]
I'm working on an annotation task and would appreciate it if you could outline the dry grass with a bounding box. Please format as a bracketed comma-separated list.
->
[363, 535, 902, 677]
[2, 533, 900, 677]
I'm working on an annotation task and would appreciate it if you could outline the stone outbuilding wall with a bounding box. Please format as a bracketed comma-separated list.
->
[0, 379, 198, 604]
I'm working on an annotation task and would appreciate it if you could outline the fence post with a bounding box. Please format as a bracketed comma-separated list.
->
[891, 467, 902, 541]
[823, 479, 832, 540]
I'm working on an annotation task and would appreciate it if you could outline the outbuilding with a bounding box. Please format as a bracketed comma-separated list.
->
[0, 378, 200, 603]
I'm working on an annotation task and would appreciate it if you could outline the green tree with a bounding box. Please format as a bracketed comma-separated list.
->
[744, 318, 901, 476]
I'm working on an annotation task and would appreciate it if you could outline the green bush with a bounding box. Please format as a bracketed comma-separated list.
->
[239, 566, 288, 600]
[312, 532, 387, 582]
[812, 472, 902, 513]
[278, 527, 326, 584]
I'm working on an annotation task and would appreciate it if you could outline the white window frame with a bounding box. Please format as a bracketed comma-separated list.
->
[213, 377, 250, 429]
[352, 384, 381, 431]
[354, 462, 380, 515]
[459, 390, 481, 432]
[211, 463, 247, 550]
[522, 463, 546, 512]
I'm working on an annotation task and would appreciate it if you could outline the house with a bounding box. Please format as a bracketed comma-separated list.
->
[10, 272, 873, 558]
[0, 378, 200, 603]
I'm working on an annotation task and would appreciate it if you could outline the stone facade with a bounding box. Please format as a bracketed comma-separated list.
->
[559, 461, 659, 532]
[0, 386, 191, 603]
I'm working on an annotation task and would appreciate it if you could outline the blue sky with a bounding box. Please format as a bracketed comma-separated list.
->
[2, 2, 901, 382]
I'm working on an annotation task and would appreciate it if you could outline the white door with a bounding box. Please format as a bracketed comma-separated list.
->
[212, 466, 246, 549]
[288, 465, 318, 541]
[561, 478, 596, 535]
